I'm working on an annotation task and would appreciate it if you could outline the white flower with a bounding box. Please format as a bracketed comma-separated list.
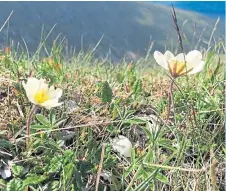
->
[0, 167, 11, 179]
[100, 170, 112, 182]
[111, 135, 132, 157]
[22, 77, 63, 109]
[0, 161, 11, 179]
[154, 50, 205, 78]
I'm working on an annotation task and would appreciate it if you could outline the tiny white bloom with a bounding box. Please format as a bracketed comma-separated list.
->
[111, 135, 132, 158]
[100, 170, 112, 182]
[0, 161, 11, 179]
[22, 77, 63, 109]
[154, 50, 205, 78]
[0, 168, 11, 179]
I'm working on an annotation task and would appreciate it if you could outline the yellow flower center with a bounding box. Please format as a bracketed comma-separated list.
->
[34, 89, 49, 103]
[168, 59, 186, 78]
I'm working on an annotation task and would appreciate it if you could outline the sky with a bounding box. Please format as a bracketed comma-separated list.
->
[153, 1, 225, 18]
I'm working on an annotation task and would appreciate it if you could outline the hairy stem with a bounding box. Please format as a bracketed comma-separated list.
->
[26, 105, 37, 147]
[167, 80, 176, 125]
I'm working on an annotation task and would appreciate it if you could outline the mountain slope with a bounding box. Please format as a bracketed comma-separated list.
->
[0, 2, 224, 60]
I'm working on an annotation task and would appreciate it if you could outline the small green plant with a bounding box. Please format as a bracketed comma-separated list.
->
[101, 81, 113, 103]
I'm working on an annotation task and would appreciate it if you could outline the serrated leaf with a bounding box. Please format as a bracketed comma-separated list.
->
[36, 114, 51, 126]
[62, 163, 75, 185]
[48, 181, 60, 191]
[132, 79, 142, 98]
[23, 174, 48, 186]
[45, 156, 62, 173]
[101, 81, 113, 103]
[6, 179, 25, 191]
[12, 165, 24, 177]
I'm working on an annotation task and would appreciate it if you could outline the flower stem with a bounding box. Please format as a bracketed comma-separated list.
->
[167, 80, 176, 125]
[26, 105, 37, 147]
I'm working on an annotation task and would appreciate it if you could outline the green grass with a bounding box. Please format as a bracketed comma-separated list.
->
[0, 16, 225, 191]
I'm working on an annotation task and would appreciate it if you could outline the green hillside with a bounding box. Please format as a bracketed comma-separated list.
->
[0, 2, 224, 60]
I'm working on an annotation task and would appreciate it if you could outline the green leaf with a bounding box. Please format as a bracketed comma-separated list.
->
[31, 124, 49, 130]
[0, 139, 12, 149]
[158, 139, 176, 151]
[23, 174, 48, 186]
[62, 163, 75, 185]
[45, 156, 62, 173]
[12, 165, 24, 177]
[36, 114, 51, 126]
[74, 170, 85, 191]
[131, 148, 136, 165]
[49, 110, 56, 125]
[101, 81, 113, 103]
[48, 181, 60, 191]
[124, 118, 146, 125]
[211, 57, 221, 83]
[52, 118, 67, 128]
[156, 173, 169, 184]
[132, 79, 142, 98]
[6, 179, 25, 191]
[183, 33, 189, 45]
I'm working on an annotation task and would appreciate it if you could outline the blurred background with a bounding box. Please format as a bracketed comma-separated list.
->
[0, 1, 225, 61]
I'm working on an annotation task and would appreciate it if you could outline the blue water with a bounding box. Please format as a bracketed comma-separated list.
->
[153, 1, 225, 18]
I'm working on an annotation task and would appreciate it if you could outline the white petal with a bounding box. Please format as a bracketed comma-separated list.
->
[187, 61, 205, 75]
[41, 99, 63, 109]
[153, 51, 168, 70]
[37, 79, 49, 91]
[111, 135, 132, 158]
[22, 78, 40, 99]
[0, 168, 11, 179]
[164, 51, 175, 61]
[47, 87, 63, 100]
[100, 170, 112, 182]
[175, 53, 185, 61]
[186, 50, 202, 70]
[23, 78, 50, 105]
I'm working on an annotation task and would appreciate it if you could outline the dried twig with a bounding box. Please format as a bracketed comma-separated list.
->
[95, 144, 106, 191]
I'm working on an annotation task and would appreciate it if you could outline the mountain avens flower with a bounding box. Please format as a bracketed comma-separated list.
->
[111, 135, 132, 157]
[22, 77, 63, 109]
[154, 50, 205, 78]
